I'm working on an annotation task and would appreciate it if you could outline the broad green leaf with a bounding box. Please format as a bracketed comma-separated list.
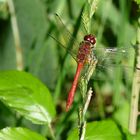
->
[0, 0, 59, 90]
[0, 70, 56, 124]
[67, 120, 122, 140]
[0, 127, 47, 140]
[14, 0, 59, 90]
[123, 128, 140, 140]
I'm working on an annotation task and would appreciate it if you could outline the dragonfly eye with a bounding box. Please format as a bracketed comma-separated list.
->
[84, 34, 96, 45]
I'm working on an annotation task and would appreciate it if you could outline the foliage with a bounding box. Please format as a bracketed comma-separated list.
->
[0, 70, 56, 124]
[0, 0, 139, 139]
[67, 120, 122, 140]
[0, 127, 47, 140]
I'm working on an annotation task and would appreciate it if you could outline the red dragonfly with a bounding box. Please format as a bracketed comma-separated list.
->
[49, 14, 135, 112]
[65, 34, 96, 111]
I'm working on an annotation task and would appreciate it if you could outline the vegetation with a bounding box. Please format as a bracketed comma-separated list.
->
[0, 0, 140, 139]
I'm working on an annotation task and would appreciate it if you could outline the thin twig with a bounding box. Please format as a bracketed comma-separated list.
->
[83, 88, 93, 117]
[7, 0, 24, 70]
[48, 122, 56, 140]
[79, 121, 86, 140]
[129, 17, 140, 134]
[79, 88, 93, 140]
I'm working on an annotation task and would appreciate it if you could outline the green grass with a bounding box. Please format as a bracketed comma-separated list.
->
[0, 0, 139, 139]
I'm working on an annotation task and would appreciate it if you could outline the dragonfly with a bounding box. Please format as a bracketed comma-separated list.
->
[49, 14, 135, 112]
[65, 34, 97, 111]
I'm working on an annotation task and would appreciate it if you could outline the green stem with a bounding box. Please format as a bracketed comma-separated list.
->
[78, 60, 97, 140]
[7, 0, 24, 70]
[78, 88, 92, 140]
[48, 122, 56, 140]
[80, 60, 98, 99]
[129, 17, 140, 134]
[79, 121, 86, 140]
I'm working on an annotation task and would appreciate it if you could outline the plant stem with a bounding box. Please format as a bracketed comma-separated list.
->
[78, 0, 99, 138]
[78, 60, 97, 140]
[79, 88, 93, 140]
[80, 60, 98, 99]
[48, 122, 56, 140]
[79, 121, 86, 140]
[129, 17, 140, 134]
[7, 0, 24, 70]
[83, 88, 93, 117]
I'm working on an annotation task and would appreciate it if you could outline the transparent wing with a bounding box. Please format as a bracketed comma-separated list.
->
[48, 33, 77, 60]
[49, 14, 80, 60]
[92, 45, 136, 67]
[90, 62, 137, 82]
[85, 45, 137, 81]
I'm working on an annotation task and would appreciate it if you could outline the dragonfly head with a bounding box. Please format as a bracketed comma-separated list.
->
[84, 34, 96, 45]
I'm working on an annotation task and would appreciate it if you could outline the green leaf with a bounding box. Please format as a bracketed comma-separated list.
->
[123, 128, 140, 140]
[0, 0, 59, 91]
[0, 70, 56, 124]
[0, 127, 47, 140]
[14, 0, 59, 90]
[67, 120, 122, 140]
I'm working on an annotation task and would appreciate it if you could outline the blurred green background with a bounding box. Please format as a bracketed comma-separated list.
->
[0, 0, 139, 139]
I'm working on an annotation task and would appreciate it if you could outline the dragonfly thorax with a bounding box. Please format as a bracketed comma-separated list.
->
[77, 41, 92, 64]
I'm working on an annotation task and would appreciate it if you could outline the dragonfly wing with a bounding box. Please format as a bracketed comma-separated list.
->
[93, 46, 135, 66]
[90, 63, 136, 82]
[50, 14, 80, 59]
[86, 45, 136, 81]
[48, 33, 77, 60]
